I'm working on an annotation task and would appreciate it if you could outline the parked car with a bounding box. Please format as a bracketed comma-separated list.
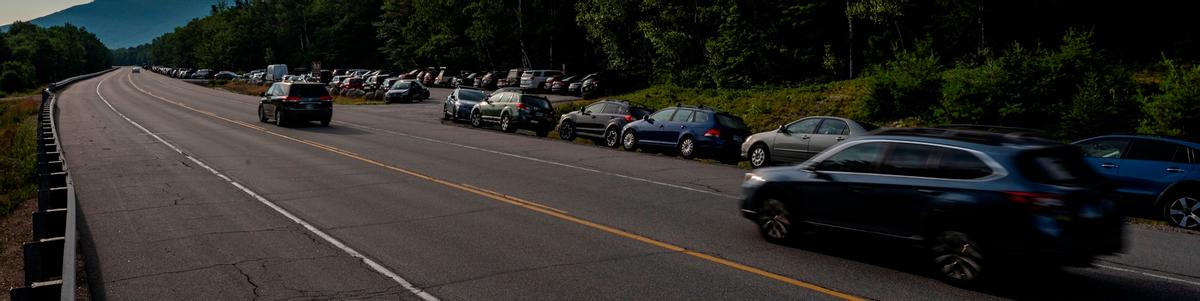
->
[581, 71, 643, 98]
[339, 77, 364, 91]
[454, 72, 479, 87]
[421, 68, 440, 86]
[567, 73, 593, 96]
[434, 69, 461, 87]
[384, 80, 430, 104]
[498, 68, 524, 88]
[520, 69, 564, 90]
[742, 116, 879, 169]
[621, 105, 751, 162]
[739, 128, 1124, 285]
[477, 71, 501, 89]
[557, 100, 654, 148]
[1073, 134, 1200, 229]
[213, 71, 238, 80]
[550, 74, 582, 94]
[443, 88, 488, 121]
[470, 91, 555, 137]
[258, 82, 333, 126]
[266, 64, 288, 82]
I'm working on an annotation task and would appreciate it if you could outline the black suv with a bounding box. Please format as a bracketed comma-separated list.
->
[470, 91, 555, 136]
[258, 82, 333, 126]
[739, 128, 1123, 285]
[557, 100, 653, 148]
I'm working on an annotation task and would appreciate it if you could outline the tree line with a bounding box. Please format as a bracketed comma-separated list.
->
[1, 22, 111, 95]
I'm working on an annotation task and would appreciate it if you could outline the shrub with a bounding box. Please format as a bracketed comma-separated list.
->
[1, 61, 37, 93]
[1140, 57, 1200, 136]
[857, 44, 943, 121]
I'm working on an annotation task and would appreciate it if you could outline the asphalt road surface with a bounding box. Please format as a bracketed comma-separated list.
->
[54, 67, 1200, 300]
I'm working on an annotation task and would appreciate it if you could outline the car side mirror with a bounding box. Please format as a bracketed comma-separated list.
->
[778, 125, 787, 133]
[803, 165, 831, 180]
[261, 92, 268, 97]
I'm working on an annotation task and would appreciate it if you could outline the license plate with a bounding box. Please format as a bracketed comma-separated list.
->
[531, 120, 540, 124]
[306, 104, 315, 109]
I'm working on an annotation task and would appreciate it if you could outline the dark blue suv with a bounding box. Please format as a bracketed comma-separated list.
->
[740, 128, 1123, 285]
[620, 105, 750, 163]
[1073, 135, 1200, 229]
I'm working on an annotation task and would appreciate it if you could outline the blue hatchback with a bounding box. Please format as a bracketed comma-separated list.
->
[1073, 135, 1200, 229]
[620, 105, 751, 162]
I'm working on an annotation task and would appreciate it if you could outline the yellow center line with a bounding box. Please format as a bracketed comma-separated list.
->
[122, 72, 865, 301]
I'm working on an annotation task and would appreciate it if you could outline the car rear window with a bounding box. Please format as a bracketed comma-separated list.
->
[1017, 146, 1103, 186]
[288, 85, 330, 97]
[458, 90, 486, 101]
[630, 108, 653, 118]
[716, 114, 748, 130]
[520, 95, 552, 109]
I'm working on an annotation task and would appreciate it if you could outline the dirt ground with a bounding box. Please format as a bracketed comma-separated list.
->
[1, 198, 36, 300]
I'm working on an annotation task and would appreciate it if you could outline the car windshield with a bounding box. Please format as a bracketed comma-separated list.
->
[458, 90, 485, 101]
[392, 81, 413, 89]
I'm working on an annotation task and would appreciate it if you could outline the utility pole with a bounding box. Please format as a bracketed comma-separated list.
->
[847, 0, 854, 79]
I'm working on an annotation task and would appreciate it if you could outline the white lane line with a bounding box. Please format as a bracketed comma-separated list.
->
[1096, 264, 1200, 287]
[95, 72, 439, 301]
[335, 121, 741, 200]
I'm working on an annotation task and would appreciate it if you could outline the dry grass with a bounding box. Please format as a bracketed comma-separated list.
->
[0, 96, 39, 217]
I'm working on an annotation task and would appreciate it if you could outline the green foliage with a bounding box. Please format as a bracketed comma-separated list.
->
[1, 61, 37, 92]
[857, 43, 942, 121]
[0, 21, 110, 93]
[1139, 57, 1200, 136]
[0, 99, 38, 216]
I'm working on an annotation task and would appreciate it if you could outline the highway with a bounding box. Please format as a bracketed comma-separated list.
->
[55, 67, 1200, 300]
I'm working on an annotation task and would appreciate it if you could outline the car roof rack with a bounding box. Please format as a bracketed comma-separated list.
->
[871, 127, 1055, 146]
[1106, 132, 1200, 144]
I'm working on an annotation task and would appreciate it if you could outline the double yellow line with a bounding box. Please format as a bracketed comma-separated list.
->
[123, 72, 865, 301]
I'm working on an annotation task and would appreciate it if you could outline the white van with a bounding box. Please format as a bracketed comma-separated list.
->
[266, 64, 289, 82]
[520, 69, 563, 90]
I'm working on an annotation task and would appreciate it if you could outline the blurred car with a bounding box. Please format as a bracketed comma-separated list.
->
[1073, 134, 1200, 229]
[339, 77, 364, 90]
[498, 68, 524, 88]
[454, 72, 479, 87]
[740, 128, 1124, 285]
[384, 79, 430, 104]
[581, 71, 644, 99]
[742, 116, 879, 169]
[621, 105, 750, 162]
[470, 91, 555, 137]
[258, 82, 333, 126]
[443, 88, 488, 121]
[557, 99, 653, 148]
[520, 69, 564, 90]
[550, 74, 583, 94]
[567, 72, 594, 96]
[477, 71, 501, 90]
[434, 69, 462, 87]
[132, 67, 141, 73]
[214, 71, 238, 80]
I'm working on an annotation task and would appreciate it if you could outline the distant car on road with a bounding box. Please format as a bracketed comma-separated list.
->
[214, 71, 238, 80]
[383, 79, 430, 104]
[443, 88, 488, 121]
[742, 116, 879, 169]
[471, 91, 555, 137]
[1073, 134, 1200, 229]
[132, 67, 141, 73]
[258, 82, 333, 127]
[557, 99, 653, 148]
[621, 105, 750, 162]
[740, 128, 1124, 285]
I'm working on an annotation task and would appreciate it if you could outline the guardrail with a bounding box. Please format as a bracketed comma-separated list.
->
[10, 67, 117, 301]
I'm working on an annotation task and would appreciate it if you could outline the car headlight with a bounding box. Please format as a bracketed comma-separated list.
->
[743, 173, 767, 188]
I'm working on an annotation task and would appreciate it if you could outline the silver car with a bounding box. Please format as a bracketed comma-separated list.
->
[741, 116, 878, 168]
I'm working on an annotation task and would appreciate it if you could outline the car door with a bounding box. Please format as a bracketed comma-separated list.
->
[808, 119, 851, 154]
[481, 93, 506, 121]
[1076, 137, 1130, 179]
[857, 142, 946, 236]
[802, 142, 887, 227]
[641, 109, 677, 144]
[576, 102, 608, 136]
[774, 118, 821, 161]
[262, 84, 283, 116]
[1118, 139, 1195, 202]
[663, 109, 695, 145]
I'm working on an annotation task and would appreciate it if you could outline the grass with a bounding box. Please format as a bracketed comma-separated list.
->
[0, 95, 40, 217]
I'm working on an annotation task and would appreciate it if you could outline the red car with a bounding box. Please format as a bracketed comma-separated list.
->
[339, 77, 364, 90]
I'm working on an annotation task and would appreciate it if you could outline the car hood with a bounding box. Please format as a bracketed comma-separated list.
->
[748, 165, 812, 183]
[455, 99, 481, 106]
[745, 131, 775, 145]
[386, 89, 411, 94]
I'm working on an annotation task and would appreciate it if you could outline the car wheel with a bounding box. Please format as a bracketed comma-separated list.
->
[622, 130, 638, 152]
[470, 111, 483, 128]
[558, 121, 576, 141]
[1163, 192, 1200, 229]
[749, 144, 771, 168]
[678, 137, 696, 159]
[258, 106, 268, 123]
[931, 230, 986, 286]
[500, 114, 516, 133]
[603, 127, 620, 148]
[756, 198, 798, 244]
[443, 107, 452, 120]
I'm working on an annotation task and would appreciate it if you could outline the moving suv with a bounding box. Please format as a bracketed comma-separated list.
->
[740, 128, 1123, 285]
[258, 82, 333, 126]
[1073, 134, 1200, 229]
[557, 100, 654, 148]
[470, 91, 555, 137]
[621, 105, 750, 162]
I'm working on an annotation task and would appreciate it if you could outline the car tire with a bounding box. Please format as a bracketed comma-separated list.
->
[471, 111, 483, 128]
[622, 130, 638, 152]
[1163, 191, 1200, 230]
[678, 136, 696, 159]
[558, 121, 576, 141]
[931, 230, 986, 286]
[258, 106, 268, 123]
[443, 107, 452, 120]
[749, 144, 771, 169]
[274, 109, 286, 127]
[756, 198, 798, 244]
[603, 127, 620, 148]
[500, 114, 517, 133]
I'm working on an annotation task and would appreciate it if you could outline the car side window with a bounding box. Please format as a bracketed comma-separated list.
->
[816, 142, 884, 173]
[933, 148, 994, 179]
[268, 85, 283, 96]
[585, 103, 605, 114]
[692, 112, 709, 123]
[487, 93, 505, 104]
[1126, 139, 1188, 163]
[786, 119, 821, 134]
[878, 143, 939, 177]
[650, 109, 676, 121]
[1077, 138, 1129, 159]
[671, 110, 695, 122]
[602, 103, 621, 114]
[816, 119, 849, 135]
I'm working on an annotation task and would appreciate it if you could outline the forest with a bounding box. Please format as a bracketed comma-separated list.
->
[0, 22, 111, 96]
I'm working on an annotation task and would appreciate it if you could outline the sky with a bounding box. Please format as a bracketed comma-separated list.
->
[0, 0, 90, 25]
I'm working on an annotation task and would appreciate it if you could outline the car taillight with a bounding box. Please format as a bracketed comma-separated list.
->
[1006, 191, 1066, 212]
[624, 115, 634, 122]
[284, 96, 301, 102]
[704, 128, 721, 138]
[515, 103, 527, 110]
[320, 95, 333, 102]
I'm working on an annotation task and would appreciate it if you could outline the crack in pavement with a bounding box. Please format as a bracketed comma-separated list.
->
[421, 251, 677, 290]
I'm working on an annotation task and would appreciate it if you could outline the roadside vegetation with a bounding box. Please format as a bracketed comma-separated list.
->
[1, 22, 111, 96]
[0, 96, 38, 216]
